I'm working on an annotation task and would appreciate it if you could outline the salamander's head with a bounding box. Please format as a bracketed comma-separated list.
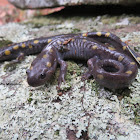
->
[26, 47, 57, 87]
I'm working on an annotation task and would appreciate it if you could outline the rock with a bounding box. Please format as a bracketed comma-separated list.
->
[8, 0, 139, 9]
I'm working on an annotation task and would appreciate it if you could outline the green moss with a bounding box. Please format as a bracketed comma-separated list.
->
[27, 93, 33, 103]
[134, 45, 140, 52]
[3, 63, 17, 72]
[51, 61, 82, 89]
[114, 25, 126, 30]
[55, 61, 81, 81]
[101, 16, 119, 24]
[24, 17, 63, 27]
[54, 130, 59, 136]
[71, 28, 81, 33]
[27, 93, 37, 104]
[129, 16, 140, 24]
[29, 92, 33, 97]
[0, 40, 13, 48]
[23, 22, 44, 28]
[91, 81, 100, 95]
[51, 69, 59, 85]
[27, 97, 33, 104]
[49, 27, 57, 31]
[66, 61, 81, 77]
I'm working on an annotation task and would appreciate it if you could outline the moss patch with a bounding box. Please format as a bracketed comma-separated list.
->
[24, 16, 63, 27]
[3, 62, 17, 72]
[129, 16, 140, 24]
[101, 16, 120, 24]
[0, 40, 13, 48]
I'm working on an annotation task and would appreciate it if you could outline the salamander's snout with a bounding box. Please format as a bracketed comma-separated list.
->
[26, 66, 55, 87]
[26, 69, 46, 87]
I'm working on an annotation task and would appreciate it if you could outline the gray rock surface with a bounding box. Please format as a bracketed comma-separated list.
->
[8, 0, 140, 9]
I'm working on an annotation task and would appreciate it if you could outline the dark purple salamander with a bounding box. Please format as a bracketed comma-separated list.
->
[26, 36, 139, 89]
[1, 31, 140, 64]
[0, 34, 76, 62]
[0, 32, 139, 89]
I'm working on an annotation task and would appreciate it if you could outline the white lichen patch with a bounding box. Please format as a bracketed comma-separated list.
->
[56, 22, 74, 29]
[0, 23, 31, 42]
[0, 20, 140, 140]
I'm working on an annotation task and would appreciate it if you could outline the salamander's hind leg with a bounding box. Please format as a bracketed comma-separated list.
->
[57, 59, 68, 86]
[4, 53, 25, 71]
[81, 56, 97, 81]
[11, 53, 25, 63]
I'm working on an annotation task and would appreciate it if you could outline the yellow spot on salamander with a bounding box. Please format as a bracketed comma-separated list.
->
[126, 70, 132, 75]
[96, 32, 102, 36]
[123, 46, 127, 50]
[82, 33, 88, 37]
[48, 39, 52, 43]
[118, 56, 124, 61]
[130, 62, 135, 65]
[108, 47, 116, 51]
[29, 44, 32, 49]
[43, 54, 47, 58]
[49, 49, 53, 53]
[105, 32, 110, 37]
[5, 50, 11, 55]
[46, 62, 51, 67]
[92, 45, 98, 50]
[34, 40, 39, 44]
[97, 74, 104, 80]
[13, 45, 19, 50]
[137, 57, 140, 61]
[21, 43, 26, 48]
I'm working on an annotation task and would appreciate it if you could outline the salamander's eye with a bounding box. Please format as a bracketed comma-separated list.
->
[40, 73, 46, 79]
[26, 69, 30, 74]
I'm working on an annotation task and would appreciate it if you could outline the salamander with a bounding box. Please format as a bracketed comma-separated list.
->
[0, 32, 139, 89]
[26, 36, 138, 89]
[0, 34, 76, 62]
[1, 31, 140, 64]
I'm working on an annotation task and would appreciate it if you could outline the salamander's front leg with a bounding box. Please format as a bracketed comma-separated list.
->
[12, 53, 25, 63]
[81, 57, 97, 81]
[58, 59, 68, 86]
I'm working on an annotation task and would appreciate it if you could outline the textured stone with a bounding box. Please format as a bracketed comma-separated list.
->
[8, 0, 139, 9]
